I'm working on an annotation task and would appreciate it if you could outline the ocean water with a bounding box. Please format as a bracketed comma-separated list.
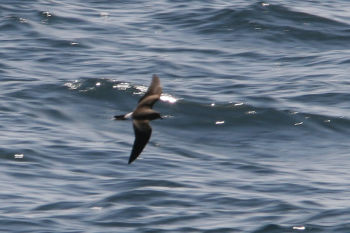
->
[1, 0, 350, 232]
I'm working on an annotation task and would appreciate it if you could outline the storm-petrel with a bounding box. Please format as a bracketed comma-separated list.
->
[114, 75, 162, 164]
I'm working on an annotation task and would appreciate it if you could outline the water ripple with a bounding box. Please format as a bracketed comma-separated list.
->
[2, 0, 350, 232]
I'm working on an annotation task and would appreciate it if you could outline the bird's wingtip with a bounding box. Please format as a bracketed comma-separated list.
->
[152, 74, 160, 80]
[128, 157, 135, 164]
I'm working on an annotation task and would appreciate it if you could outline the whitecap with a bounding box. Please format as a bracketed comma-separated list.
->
[14, 154, 24, 159]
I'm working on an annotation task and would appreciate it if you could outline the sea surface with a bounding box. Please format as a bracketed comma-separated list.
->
[1, 0, 350, 232]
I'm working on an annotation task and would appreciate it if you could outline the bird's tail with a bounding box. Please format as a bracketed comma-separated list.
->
[114, 112, 133, 120]
[114, 115, 127, 120]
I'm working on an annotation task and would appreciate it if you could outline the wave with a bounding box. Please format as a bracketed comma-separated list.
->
[154, 2, 350, 45]
[64, 78, 350, 135]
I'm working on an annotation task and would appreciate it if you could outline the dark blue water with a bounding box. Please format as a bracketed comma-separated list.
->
[1, 1, 350, 232]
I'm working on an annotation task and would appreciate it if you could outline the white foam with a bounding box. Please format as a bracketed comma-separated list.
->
[246, 111, 256, 115]
[113, 82, 130, 90]
[14, 154, 24, 159]
[160, 94, 178, 104]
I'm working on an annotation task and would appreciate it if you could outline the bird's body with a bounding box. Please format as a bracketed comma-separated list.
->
[114, 75, 162, 164]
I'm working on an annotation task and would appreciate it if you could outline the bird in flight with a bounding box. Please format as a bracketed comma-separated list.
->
[114, 75, 162, 164]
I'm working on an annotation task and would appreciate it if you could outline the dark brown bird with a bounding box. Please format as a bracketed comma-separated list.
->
[114, 75, 162, 164]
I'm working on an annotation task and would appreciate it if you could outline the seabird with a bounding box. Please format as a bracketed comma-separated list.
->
[114, 75, 162, 164]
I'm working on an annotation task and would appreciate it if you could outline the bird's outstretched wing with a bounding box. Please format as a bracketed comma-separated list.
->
[138, 75, 162, 107]
[129, 120, 152, 164]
